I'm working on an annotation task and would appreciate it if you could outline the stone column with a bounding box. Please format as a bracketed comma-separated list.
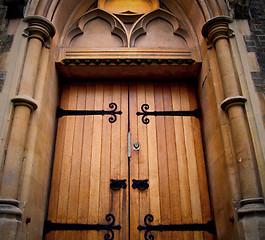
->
[0, 16, 55, 239]
[202, 16, 265, 239]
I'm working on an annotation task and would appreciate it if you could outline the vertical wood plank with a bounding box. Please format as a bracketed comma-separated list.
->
[47, 82, 69, 220]
[46, 82, 70, 240]
[162, 82, 182, 240]
[129, 82, 140, 240]
[88, 81, 104, 239]
[78, 81, 95, 240]
[111, 81, 121, 239]
[119, 81, 129, 240]
[145, 81, 161, 240]
[188, 83, 213, 240]
[67, 81, 86, 239]
[181, 82, 203, 239]
[57, 82, 78, 239]
[98, 82, 112, 226]
[171, 81, 193, 240]
[154, 82, 171, 240]
[137, 82, 150, 240]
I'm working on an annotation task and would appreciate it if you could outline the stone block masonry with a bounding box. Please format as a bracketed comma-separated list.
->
[0, 0, 25, 91]
[246, 0, 265, 94]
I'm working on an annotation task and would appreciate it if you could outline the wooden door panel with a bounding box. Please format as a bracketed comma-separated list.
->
[46, 80, 128, 240]
[46, 80, 213, 240]
[130, 80, 213, 240]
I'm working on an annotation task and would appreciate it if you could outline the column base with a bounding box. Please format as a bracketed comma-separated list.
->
[237, 198, 265, 240]
[0, 198, 23, 240]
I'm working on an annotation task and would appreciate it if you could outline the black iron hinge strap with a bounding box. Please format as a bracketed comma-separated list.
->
[136, 104, 201, 124]
[44, 214, 121, 240]
[56, 102, 122, 123]
[138, 214, 216, 240]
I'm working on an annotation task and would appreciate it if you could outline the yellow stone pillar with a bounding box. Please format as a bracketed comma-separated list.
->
[0, 16, 55, 239]
[202, 16, 265, 239]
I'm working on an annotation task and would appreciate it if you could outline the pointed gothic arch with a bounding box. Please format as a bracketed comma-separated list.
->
[0, 1, 265, 240]
[63, 8, 128, 47]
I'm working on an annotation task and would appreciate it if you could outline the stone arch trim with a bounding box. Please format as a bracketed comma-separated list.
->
[63, 8, 128, 47]
[129, 8, 196, 48]
[32, 0, 224, 20]
[27, 0, 226, 38]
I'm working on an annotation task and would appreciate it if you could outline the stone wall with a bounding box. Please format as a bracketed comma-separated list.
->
[0, 2, 10, 92]
[0, 0, 25, 92]
[245, 0, 265, 93]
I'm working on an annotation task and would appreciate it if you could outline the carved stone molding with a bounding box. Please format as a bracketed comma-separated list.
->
[238, 197, 265, 218]
[221, 95, 247, 111]
[23, 16, 56, 44]
[130, 9, 193, 48]
[202, 16, 233, 45]
[11, 95, 38, 111]
[0, 198, 22, 220]
[63, 8, 197, 50]
[64, 9, 128, 47]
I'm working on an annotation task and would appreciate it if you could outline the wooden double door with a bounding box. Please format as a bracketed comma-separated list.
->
[45, 79, 214, 240]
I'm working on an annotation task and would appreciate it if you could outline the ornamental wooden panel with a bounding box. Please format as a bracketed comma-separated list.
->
[45, 80, 214, 240]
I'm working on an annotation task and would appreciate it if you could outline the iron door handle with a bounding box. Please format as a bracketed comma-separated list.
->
[132, 179, 149, 190]
[110, 179, 127, 190]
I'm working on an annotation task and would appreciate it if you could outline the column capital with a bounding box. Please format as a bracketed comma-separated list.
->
[221, 95, 247, 111]
[23, 16, 56, 44]
[202, 16, 233, 45]
[238, 197, 265, 218]
[0, 198, 22, 220]
[11, 95, 38, 111]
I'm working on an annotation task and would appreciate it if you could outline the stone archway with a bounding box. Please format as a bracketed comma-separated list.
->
[0, 1, 264, 239]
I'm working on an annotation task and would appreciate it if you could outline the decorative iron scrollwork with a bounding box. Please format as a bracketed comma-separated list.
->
[132, 179, 149, 190]
[110, 179, 127, 190]
[44, 213, 121, 240]
[137, 214, 216, 240]
[136, 104, 201, 124]
[56, 102, 122, 123]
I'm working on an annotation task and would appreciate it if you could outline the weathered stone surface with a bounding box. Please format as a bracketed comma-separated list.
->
[229, 0, 252, 19]
[0, 4, 9, 91]
[246, 0, 265, 94]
